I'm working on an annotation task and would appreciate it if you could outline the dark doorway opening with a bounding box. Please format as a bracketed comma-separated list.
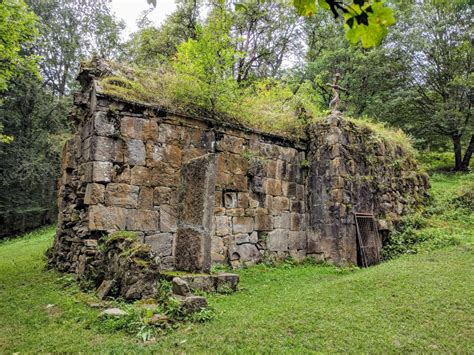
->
[355, 213, 382, 267]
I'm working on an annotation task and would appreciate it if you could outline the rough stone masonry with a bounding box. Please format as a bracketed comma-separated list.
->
[47, 61, 429, 295]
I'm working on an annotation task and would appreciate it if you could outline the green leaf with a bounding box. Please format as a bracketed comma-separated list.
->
[343, 2, 395, 48]
[317, 0, 330, 10]
[293, 0, 317, 16]
[234, 3, 248, 12]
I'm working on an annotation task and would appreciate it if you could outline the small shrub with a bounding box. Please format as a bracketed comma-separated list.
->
[189, 308, 216, 323]
[382, 213, 461, 260]
[452, 185, 474, 210]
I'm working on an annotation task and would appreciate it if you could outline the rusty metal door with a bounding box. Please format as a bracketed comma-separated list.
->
[354, 213, 382, 267]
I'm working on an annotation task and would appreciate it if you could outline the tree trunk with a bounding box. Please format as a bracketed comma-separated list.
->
[461, 135, 474, 171]
[452, 134, 463, 171]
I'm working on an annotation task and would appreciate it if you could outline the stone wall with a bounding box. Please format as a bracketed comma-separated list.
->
[306, 114, 430, 265]
[48, 65, 308, 276]
[48, 62, 429, 279]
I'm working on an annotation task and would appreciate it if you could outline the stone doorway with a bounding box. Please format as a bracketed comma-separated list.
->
[354, 213, 382, 267]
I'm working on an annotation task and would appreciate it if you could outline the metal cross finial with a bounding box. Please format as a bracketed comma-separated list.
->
[325, 73, 348, 111]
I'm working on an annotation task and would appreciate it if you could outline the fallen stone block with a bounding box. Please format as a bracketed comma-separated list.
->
[214, 273, 240, 293]
[180, 295, 208, 313]
[172, 277, 191, 296]
[96, 279, 115, 300]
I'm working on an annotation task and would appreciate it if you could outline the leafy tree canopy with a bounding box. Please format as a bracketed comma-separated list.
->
[0, 0, 39, 92]
[147, 0, 395, 47]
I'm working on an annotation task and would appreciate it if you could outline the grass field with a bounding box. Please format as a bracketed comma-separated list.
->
[0, 173, 473, 353]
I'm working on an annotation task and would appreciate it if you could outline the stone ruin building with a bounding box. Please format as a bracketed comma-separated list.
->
[48, 61, 430, 299]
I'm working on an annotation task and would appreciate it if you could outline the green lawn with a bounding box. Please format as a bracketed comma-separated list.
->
[1, 173, 473, 353]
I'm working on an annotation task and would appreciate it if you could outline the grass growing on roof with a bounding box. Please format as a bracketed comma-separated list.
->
[345, 115, 417, 156]
[98, 61, 420, 158]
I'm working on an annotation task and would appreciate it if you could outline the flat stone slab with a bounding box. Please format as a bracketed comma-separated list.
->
[161, 271, 240, 293]
[99, 308, 127, 317]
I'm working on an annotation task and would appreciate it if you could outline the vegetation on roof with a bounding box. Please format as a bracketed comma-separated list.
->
[96, 60, 417, 156]
[96, 61, 320, 138]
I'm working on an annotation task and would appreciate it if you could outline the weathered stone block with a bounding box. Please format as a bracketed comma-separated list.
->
[157, 123, 184, 144]
[249, 231, 258, 243]
[148, 143, 183, 168]
[216, 171, 248, 191]
[254, 214, 273, 231]
[290, 213, 305, 231]
[278, 146, 297, 162]
[266, 160, 278, 179]
[216, 134, 246, 154]
[287, 182, 297, 197]
[216, 153, 248, 175]
[267, 229, 289, 252]
[175, 154, 216, 272]
[160, 204, 177, 232]
[152, 164, 179, 187]
[125, 139, 146, 166]
[96, 279, 115, 300]
[234, 233, 250, 244]
[153, 186, 174, 205]
[60, 137, 78, 170]
[264, 178, 282, 196]
[228, 243, 260, 264]
[180, 295, 208, 313]
[84, 136, 115, 162]
[214, 190, 223, 207]
[143, 118, 159, 140]
[226, 208, 245, 217]
[105, 183, 139, 208]
[131, 166, 153, 186]
[172, 277, 191, 296]
[275, 160, 285, 180]
[120, 116, 146, 140]
[84, 183, 105, 205]
[232, 216, 254, 234]
[289, 231, 307, 250]
[272, 196, 290, 214]
[291, 200, 305, 213]
[215, 216, 230, 236]
[214, 207, 226, 216]
[88, 205, 127, 230]
[211, 237, 226, 262]
[93, 111, 116, 137]
[237, 192, 249, 208]
[175, 227, 211, 272]
[145, 233, 173, 256]
[177, 154, 216, 230]
[281, 181, 289, 196]
[259, 143, 280, 159]
[264, 195, 273, 210]
[112, 165, 131, 183]
[214, 273, 240, 293]
[82, 162, 113, 183]
[138, 186, 154, 210]
[126, 209, 159, 231]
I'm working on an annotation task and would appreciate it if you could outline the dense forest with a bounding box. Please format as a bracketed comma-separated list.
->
[0, 0, 472, 230]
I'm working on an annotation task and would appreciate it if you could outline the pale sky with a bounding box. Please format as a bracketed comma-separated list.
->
[110, 0, 177, 37]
